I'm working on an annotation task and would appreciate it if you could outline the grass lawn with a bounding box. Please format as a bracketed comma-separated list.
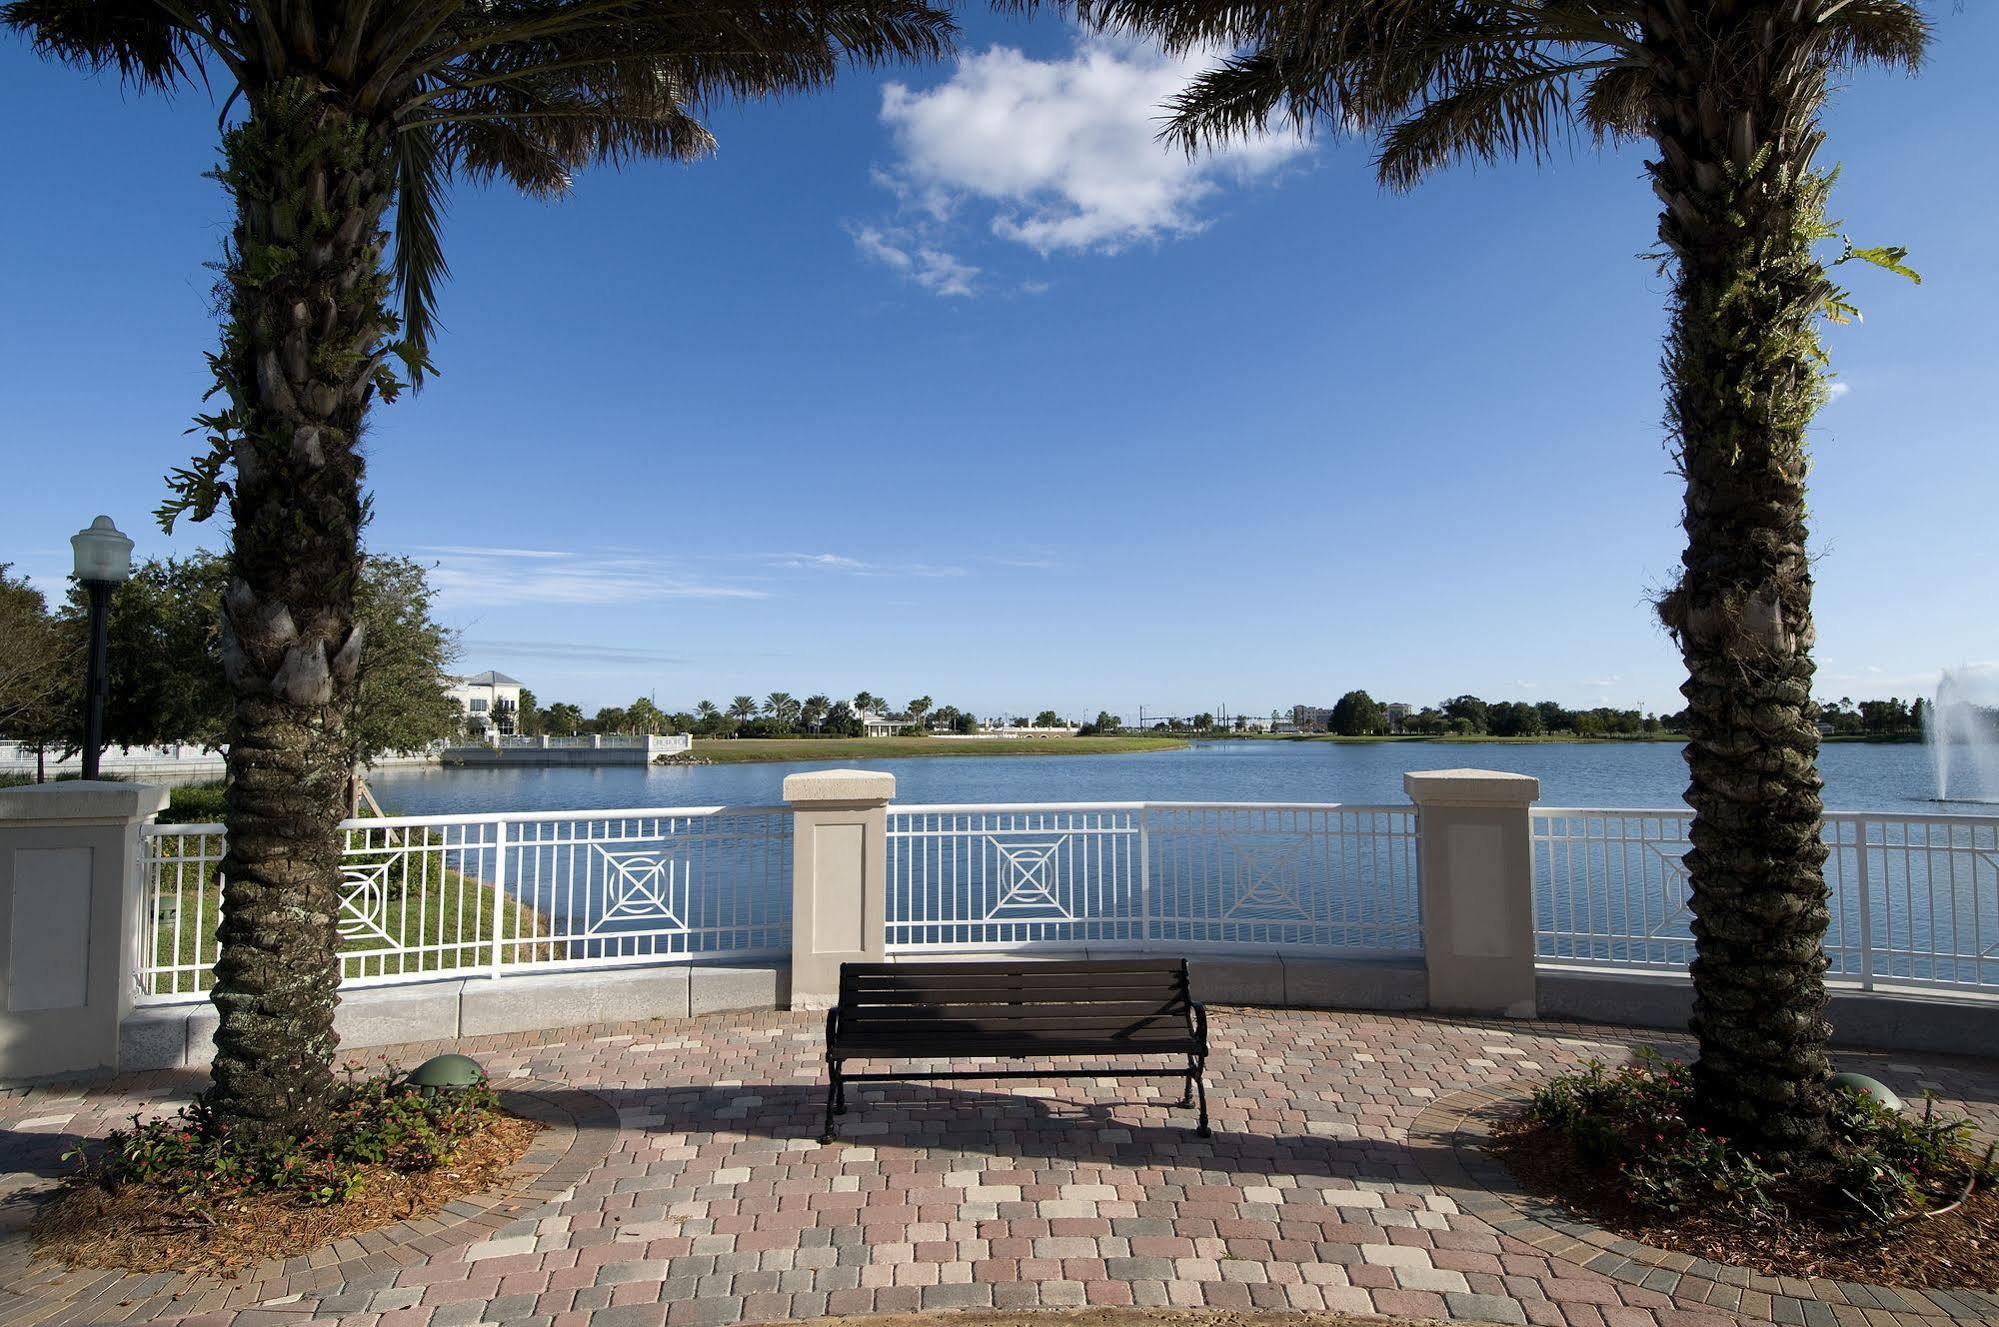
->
[680, 735, 1188, 764]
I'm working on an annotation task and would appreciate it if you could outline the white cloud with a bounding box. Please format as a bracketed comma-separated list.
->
[1825, 381, 1852, 403]
[874, 35, 1310, 259]
[851, 225, 980, 296]
[423, 548, 767, 607]
[768, 552, 967, 578]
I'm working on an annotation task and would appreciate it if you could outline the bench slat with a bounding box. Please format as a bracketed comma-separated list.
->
[841, 976, 1186, 998]
[843, 958, 1187, 977]
[843, 998, 1185, 1018]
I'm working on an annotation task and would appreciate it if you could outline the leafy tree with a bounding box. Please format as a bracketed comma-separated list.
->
[542, 702, 585, 737]
[1034, 709, 1064, 728]
[821, 700, 864, 737]
[51, 553, 455, 766]
[1536, 701, 1577, 734]
[0, 566, 71, 768]
[593, 706, 629, 735]
[7, 0, 953, 1142]
[1329, 690, 1386, 737]
[1079, 710, 1122, 736]
[1096, 0, 1926, 1158]
[950, 710, 980, 735]
[1487, 701, 1546, 738]
[625, 697, 669, 735]
[1440, 695, 1491, 736]
[346, 557, 459, 763]
[515, 687, 540, 737]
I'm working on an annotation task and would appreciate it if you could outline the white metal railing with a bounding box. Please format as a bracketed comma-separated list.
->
[136, 805, 790, 1001]
[1533, 808, 1999, 992]
[886, 802, 1421, 956]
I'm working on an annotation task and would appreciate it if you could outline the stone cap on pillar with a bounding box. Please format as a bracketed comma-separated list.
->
[1403, 769, 1540, 807]
[0, 781, 171, 823]
[782, 769, 896, 807]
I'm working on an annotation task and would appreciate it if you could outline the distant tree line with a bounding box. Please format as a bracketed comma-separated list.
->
[1293, 691, 1677, 738]
[515, 692, 1088, 741]
[1817, 696, 1925, 740]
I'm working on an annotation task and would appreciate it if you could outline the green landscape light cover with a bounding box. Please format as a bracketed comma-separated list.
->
[1831, 1072, 1902, 1112]
[408, 1053, 483, 1090]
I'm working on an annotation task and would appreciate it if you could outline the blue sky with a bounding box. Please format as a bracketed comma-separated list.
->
[4, 7, 1994, 720]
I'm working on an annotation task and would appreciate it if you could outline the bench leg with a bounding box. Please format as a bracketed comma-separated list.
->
[820, 1066, 841, 1145]
[1192, 1058, 1211, 1138]
[1178, 1061, 1195, 1108]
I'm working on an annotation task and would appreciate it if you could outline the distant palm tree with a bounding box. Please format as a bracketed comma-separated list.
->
[906, 695, 933, 728]
[728, 695, 758, 724]
[765, 691, 800, 726]
[801, 694, 831, 731]
[6, 0, 954, 1141]
[1083, 0, 1926, 1155]
[696, 700, 720, 723]
[853, 691, 878, 716]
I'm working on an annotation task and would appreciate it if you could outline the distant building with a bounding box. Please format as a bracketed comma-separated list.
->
[1386, 702, 1414, 734]
[1291, 705, 1333, 733]
[862, 713, 899, 738]
[446, 670, 523, 741]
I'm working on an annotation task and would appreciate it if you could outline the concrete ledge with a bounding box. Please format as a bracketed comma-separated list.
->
[119, 964, 785, 1070]
[781, 769, 895, 805]
[1282, 956, 1427, 1010]
[462, 967, 690, 1036]
[1187, 954, 1285, 1006]
[0, 780, 169, 822]
[1537, 970, 1691, 1031]
[1537, 968, 1999, 1061]
[691, 965, 787, 1016]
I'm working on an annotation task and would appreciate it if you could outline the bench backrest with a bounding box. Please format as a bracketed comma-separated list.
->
[835, 958, 1193, 1045]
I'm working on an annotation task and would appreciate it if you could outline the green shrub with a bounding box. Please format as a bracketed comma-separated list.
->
[160, 779, 228, 824]
[1523, 1050, 1994, 1227]
[66, 1064, 503, 1207]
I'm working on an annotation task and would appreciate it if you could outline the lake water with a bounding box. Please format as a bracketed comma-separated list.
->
[366, 738, 1954, 818]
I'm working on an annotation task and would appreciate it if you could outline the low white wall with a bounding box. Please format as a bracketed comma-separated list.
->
[119, 964, 786, 1072]
[1537, 969, 1999, 1061]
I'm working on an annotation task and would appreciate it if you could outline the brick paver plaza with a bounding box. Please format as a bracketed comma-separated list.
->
[2, 1006, 1994, 1327]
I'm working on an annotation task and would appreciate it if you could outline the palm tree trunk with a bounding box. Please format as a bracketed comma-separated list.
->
[207, 82, 396, 1140]
[1646, 8, 1836, 1158]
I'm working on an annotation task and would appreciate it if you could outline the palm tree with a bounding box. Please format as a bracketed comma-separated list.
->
[765, 691, 800, 726]
[6, 0, 952, 1142]
[801, 694, 831, 731]
[852, 690, 878, 716]
[1079, 0, 1925, 1156]
[906, 695, 933, 728]
[696, 699, 720, 722]
[728, 695, 758, 724]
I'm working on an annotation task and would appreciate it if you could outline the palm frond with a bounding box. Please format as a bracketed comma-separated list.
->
[1374, 58, 1613, 190]
[392, 122, 450, 378]
[1, 0, 207, 89]
[1813, 0, 1928, 72]
[1579, 59, 1650, 142]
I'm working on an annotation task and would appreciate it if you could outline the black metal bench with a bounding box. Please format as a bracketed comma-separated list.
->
[820, 957, 1209, 1143]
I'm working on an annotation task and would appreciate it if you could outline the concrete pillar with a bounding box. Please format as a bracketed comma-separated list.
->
[0, 781, 169, 1081]
[783, 769, 894, 1010]
[1404, 769, 1541, 1019]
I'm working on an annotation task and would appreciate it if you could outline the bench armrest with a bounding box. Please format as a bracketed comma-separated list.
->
[1189, 1001, 1209, 1049]
[825, 1005, 842, 1051]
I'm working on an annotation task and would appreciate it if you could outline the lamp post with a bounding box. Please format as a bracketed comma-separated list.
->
[69, 515, 134, 781]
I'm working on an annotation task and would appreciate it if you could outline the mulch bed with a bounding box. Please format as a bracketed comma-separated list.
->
[1490, 1119, 1999, 1291]
[30, 1111, 541, 1277]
